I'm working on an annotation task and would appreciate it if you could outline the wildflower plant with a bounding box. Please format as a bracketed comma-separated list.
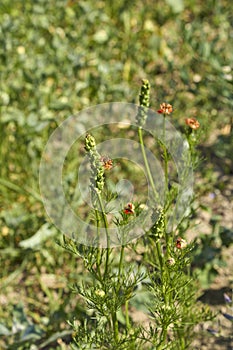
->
[40, 80, 213, 349]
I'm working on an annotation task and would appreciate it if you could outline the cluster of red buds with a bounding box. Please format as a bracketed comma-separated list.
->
[157, 102, 173, 115]
[123, 202, 135, 215]
[157, 102, 200, 131]
[185, 117, 200, 130]
[100, 156, 113, 170]
[175, 237, 187, 249]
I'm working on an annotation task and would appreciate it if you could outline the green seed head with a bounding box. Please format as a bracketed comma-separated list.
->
[150, 207, 165, 241]
[85, 133, 96, 151]
[136, 79, 150, 126]
[85, 133, 105, 198]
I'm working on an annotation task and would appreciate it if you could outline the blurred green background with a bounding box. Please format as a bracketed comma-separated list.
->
[0, 0, 232, 348]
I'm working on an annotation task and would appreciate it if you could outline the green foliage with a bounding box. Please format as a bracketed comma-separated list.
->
[0, 0, 232, 349]
[59, 82, 213, 349]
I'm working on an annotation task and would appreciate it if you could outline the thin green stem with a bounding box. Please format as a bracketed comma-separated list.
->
[117, 245, 131, 332]
[154, 233, 170, 346]
[138, 126, 160, 203]
[96, 192, 108, 231]
[112, 311, 119, 343]
[95, 208, 102, 280]
[96, 192, 110, 277]
[125, 299, 130, 331]
[159, 326, 168, 349]
[155, 240, 164, 274]
[118, 245, 125, 280]
[162, 115, 169, 203]
[162, 115, 171, 255]
[138, 116, 170, 345]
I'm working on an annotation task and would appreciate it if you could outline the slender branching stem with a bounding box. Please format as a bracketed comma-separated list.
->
[112, 310, 119, 343]
[138, 126, 160, 203]
[125, 299, 130, 331]
[118, 245, 125, 280]
[96, 191, 110, 277]
[162, 115, 169, 202]
[95, 208, 102, 281]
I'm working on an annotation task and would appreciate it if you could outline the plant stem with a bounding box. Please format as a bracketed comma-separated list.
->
[160, 326, 168, 349]
[112, 311, 119, 343]
[96, 192, 110, 277]
[125, 299, 130, 331]
[95, 208, 102, 280]
[162, 115, 169, 203]
[118, 245, 125, 279]
[117, 245, 130, 332]
[138, 126, 160, 203]
[155, 240, 164, 273]
[162, 115, 171, 254]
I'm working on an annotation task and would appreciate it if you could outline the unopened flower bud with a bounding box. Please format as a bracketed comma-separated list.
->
[95, 289, 105, 297]
[175, 237, 187, 249]
[167, 257, 175, 266]
[123, 202, 135, 214]
[157, 102, 173, 115]
[185, 118, 200, 130]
